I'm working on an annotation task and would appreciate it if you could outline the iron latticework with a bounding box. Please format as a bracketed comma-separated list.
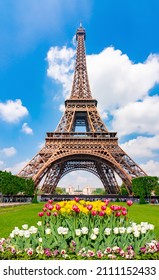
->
[18, 25, 146, 194]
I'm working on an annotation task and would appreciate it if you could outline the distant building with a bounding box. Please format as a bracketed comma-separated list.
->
[83, 186, 94, 195]
[66, 186, 74, 194]
[66, 185, 96, 195]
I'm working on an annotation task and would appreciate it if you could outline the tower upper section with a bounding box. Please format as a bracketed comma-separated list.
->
[70, 25, 92, 99]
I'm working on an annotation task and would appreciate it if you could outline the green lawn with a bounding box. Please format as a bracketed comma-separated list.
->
[124, 203, 159, 237]
[0, 203, 42, 238]
[0, 202, 159, 239]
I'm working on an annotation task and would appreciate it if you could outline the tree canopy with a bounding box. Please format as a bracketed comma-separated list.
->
[132, 176, 159, 203]
[0, 170, 34, 196]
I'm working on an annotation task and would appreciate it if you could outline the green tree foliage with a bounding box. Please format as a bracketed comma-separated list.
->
[132, 176, 159, 204]
[154, 183, 159, 195]
[0, 170, 34, 195]
[119, 183, 129, 195]
[92, 188, 107, 195]
[54, 187, 66, 194]
[24, 178, 35, 196]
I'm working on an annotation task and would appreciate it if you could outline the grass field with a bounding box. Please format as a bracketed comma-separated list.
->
[0, 202, 159, 239]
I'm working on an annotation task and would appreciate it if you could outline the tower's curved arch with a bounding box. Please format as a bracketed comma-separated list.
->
[33, 152, 132, 194]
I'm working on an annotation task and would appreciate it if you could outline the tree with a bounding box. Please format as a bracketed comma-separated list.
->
[132, 176, 159, 204]
[119, 183, 129, 195]
[92, 188, 107, 195]
[0, 171, 16, 195]
[154, 182, 159, 195]
[0, 170, 34, 195]
[54, 187, 66, 194]
[24, 178, 35, 196]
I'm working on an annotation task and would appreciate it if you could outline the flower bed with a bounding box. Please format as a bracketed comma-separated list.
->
[0, 198, 159, 260]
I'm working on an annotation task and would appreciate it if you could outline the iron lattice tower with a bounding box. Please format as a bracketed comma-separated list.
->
[18, 26, 146, 194]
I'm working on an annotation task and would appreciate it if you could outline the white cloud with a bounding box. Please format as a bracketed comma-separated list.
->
[47, 46, 75, 98]
[5, 159, 30, 175]
[0, 160, 5, 169]
[0, 147, 17, 157]
[59, 104, 65, 113]
[58, 170, 103, 189]
[47, 44, 159, 113]
[0, 99, 28, 123]
[112, 95, 159, 136]
[22, 123, 33, 135]
[120, 135, 159, 160]
[140, 160, 159, 177]
[87, 48, 159, 110]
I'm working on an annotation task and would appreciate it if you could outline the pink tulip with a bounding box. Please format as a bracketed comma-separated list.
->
[127, 200, 133, 206]
[72, 205, 80, 213]
[101, 205, 106, 211]
[72, 205, 78, 211]
[121, 210, 127, 216]
[42, 207, 47, 212]
[103, 199, 110, 205]
[44, 203, 49, 208]
[87, 204, 93, 211]
[48, 199, 53, 204]
[113, 206, 119, 211]
[140, 247, 146, 253]
[74, 197, 80, 202]
[48, 205, 54, 210]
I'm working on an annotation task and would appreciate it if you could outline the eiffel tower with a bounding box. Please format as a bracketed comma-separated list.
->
[18, 25, 146, 194]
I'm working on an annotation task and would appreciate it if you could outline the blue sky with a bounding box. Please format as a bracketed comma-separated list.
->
[0, 0, 159, 189]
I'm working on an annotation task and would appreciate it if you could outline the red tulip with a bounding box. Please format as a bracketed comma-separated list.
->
[127, 200, 133, 206]
[114, 206, 119, 211]
[110, 205, 115, 210]
[103, 199, 110, 205]
[42, 207, 47, 212]
[87, 204, 93, 211]
[48, 205, 54, 210]
[48, 199, 53, 204]
[44, 203, 49, 208]
[38, 212, 44, 217]
[91, 210, 97, 216]
[121, 210, 127, 216]
[98, 211, 105, 216]
[117, 206, 122, 210]
[76, 208, 80, 213]
[110, 205, 119, 211]
[101, 205, 106, 211]
[74, 197, 80, 202]
[122, 207, 127, 211]
[56, 204, 61, 211]
[72, 205, 78, 211]
[115, 211, 121, 217]
[46, 212, 51, 216]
